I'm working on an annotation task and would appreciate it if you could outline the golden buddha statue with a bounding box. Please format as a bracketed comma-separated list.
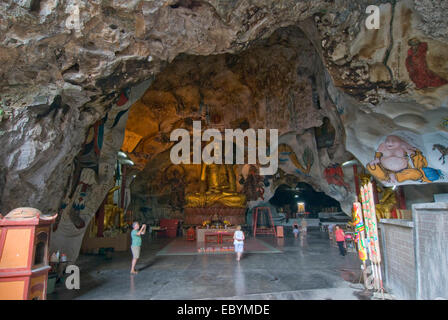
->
[185, 163, 246, 208]
[104, 185, 124, 230]
[375, 187, 397, 220]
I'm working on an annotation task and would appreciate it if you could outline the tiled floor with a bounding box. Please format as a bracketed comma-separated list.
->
[156, 237, 282, 255]
[48, 229, 370, 300]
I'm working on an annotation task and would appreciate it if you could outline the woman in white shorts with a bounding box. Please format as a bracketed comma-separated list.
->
[233, 225, 245, 261]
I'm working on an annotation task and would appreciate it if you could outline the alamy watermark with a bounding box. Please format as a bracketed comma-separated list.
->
[65, 265, 80, 290]
[64, 4, 381, 32]
[366, 5, 380, 30]
[170, 121, 278, 175]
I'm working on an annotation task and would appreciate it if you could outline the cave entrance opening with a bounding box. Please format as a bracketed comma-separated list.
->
[268, 182, 343, 221]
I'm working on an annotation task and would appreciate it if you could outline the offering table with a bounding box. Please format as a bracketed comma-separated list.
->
[196, 228, 236, 243]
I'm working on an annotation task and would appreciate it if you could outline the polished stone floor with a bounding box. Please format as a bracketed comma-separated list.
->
[48, 229, 370, 300]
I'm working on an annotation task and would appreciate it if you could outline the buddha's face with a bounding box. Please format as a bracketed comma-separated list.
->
[385, 136, 401, 150]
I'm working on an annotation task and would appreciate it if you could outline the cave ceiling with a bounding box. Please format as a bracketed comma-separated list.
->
[122, 27, 336, 170]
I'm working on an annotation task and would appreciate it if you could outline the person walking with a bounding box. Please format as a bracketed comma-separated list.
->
[293, 223, 300, 239]
[233, 225, 245, 261]
[301, 218, 308, 236]
[130, 221, 146, 274]
[334, 225, 346, 256]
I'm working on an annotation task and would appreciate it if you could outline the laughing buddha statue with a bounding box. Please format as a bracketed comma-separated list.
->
[185, 163, 247, 208]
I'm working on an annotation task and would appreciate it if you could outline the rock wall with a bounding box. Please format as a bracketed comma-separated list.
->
[323, 0, 448, 187]
[0, 0, 448, 260]
[49, 80, 151, 260]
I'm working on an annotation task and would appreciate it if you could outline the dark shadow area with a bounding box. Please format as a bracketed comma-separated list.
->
[269, 182, 341, 218]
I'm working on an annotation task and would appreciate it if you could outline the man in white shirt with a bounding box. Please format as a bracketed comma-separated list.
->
[233, 225, 245, 261]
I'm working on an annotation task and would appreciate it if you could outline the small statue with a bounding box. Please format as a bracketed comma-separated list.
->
[210, 213, 223, 228]
[104, 186, 124, 230]
[375, 187, 397, 220]
[240, 165, 264, 201]
[166, 168, 186, 210]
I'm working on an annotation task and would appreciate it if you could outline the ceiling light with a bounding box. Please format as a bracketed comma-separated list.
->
[121, 159, 134, 166]
[342, 159, 359, 167]
[118, 151, 128, 159]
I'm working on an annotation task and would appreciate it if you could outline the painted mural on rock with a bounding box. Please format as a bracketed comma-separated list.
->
[278, 143, 314, 176]
[405, 39, 448, 90]
[324, 164, 351, 191]
[366, 131, 448, 186]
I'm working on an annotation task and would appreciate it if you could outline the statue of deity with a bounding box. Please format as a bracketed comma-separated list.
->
[357, 173, 397, 220]
[240, 165, 265, 201]
[185, 163, 246, 208]
[104, 186, 124, 230]
[375, 187, 397, 220]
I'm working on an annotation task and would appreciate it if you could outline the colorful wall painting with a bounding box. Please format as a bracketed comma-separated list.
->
[366, 131, 448, 186]
[278, 144, 314, 175]
[324, 163, 351, 191]
[405, 39, 448, 90]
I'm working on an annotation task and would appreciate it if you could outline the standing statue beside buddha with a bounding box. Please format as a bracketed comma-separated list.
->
[103, 185, 124, 230]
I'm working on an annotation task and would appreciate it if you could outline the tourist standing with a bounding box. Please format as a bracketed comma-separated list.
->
[233, 225, 245, 261]
[334, 225, 346, 256]
[130, 222, 146, 274]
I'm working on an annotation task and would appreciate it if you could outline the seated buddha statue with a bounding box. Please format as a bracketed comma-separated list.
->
[185, 163, 246, 208]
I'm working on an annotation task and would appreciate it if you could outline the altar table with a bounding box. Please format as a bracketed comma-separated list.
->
[196, 228, 236, 242]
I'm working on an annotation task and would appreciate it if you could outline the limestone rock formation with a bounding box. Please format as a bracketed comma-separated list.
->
[0, 0, 447, 261]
